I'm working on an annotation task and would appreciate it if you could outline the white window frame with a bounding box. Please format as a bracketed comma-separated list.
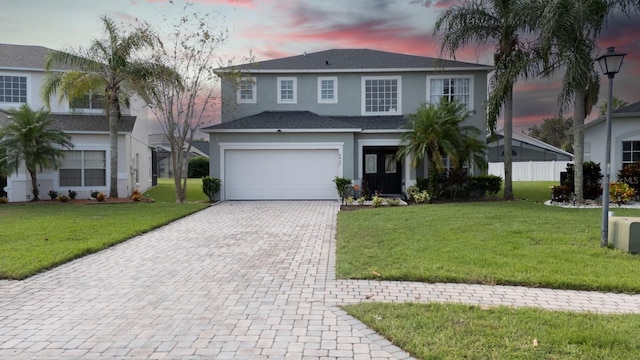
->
[277, 77, 297, 104]
[59, 150, 107, 188]
[0, 74, 28, 104]
[361, 76, 402, 115]
[70, 92, 104, 112]
[426, 75, 474, 110]
[236, 77, 256, 104]
[317, 76, 338, 104]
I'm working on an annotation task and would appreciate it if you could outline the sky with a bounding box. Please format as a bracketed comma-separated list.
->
[2, 0, 640, 133]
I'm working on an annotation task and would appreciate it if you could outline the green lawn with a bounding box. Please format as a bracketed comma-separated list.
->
[0, 178, 209, 279]
[344, 302, 640, 360]
[337, 181, 640, 293]
[145, 177, 209, 203]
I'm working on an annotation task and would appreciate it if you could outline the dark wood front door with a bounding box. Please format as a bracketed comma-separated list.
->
[362, 147, 402, 196]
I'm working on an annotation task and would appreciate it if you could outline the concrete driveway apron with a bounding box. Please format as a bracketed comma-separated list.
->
[0, 201, 411, 359]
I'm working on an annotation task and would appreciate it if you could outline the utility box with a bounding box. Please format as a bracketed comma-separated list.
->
[608, 217, 640, 253]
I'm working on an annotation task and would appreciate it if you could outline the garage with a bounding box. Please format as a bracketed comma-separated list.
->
[224, 148, 340, 200]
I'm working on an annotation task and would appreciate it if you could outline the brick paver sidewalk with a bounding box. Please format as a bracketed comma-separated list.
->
[1, 201, 639, 359]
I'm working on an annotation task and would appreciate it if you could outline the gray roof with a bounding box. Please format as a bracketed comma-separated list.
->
[191, 140, 210, 156]
[585, 100, 640, 129]
[0, 110, 136, 133]
[0, 43, 69, 71]
[202, 111, 407, 132]
[220, 48, 493, 73]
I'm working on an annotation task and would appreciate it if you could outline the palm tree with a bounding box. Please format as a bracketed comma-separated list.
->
[598, 96, 629, 116]
[42, 16, 162, 198]
[536, 0, 639, 203]
[397, 101, 486, 175]
[435, 0, 538, 200]
[0, 105, 73, 201]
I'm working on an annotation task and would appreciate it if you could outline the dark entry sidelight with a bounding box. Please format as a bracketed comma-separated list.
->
[362, 147, 402, 195]
[0, 176, 6, 198]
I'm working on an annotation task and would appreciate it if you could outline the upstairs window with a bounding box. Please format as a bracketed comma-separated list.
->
[236, 77, 256, 104]
[70, 93, 104, 110]
[0, 75, 27, 103]
[318, 77, 337, 104]
[362, 76, 401, 115]
[277, 77, 297, 104]
[427, 76, 473, 109]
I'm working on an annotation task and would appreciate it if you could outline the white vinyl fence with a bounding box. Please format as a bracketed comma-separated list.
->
[489, 161, 573, 182]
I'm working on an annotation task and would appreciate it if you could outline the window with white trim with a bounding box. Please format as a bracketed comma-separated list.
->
[70, 93, 104, 110]
[318, 76, 337, 103]
[59, 150, 106, 187]
[236, 77, 256, 104]
[622, 141, 640, 165]
[277, 77, 297, 104]
[362, 76, 401, 115]
[0, 75, 27, 103]
[427, 76, 473, 109]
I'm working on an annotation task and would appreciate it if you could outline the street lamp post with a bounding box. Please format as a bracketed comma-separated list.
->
[596, 47, 626, 248]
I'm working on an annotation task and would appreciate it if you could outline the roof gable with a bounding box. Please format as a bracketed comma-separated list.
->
[0, 43, 63, 71]
[220, 48, 493, 73]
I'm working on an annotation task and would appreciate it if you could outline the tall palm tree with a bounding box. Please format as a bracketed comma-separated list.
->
[0, 105, 73, 201]
[397, 101, 486, 175]
[435, 0, 538, 200]
[42, 15, 162, 198]
[536, 0, 639, 203]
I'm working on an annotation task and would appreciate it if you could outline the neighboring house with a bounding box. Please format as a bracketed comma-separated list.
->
[584, 100, 640, 178]
[203, 49, 492, 200]
[149, 133, 209, 178]
[0, 43, 153, 201]
[487, 129, 574, 181]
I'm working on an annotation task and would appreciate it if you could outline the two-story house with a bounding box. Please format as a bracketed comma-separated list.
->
[203, 49, 492, 200]
[0, 43, 154, 202]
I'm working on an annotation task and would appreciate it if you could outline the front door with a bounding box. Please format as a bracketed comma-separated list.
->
[362, 147, 402, 196]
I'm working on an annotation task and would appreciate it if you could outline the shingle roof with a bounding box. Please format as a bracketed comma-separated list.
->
[585, 100, 640, 129]
[0, 110, 136, 133]
[0, 43, 69, 71]
[202, 111, 408, 132]
[220, 49, 493, 73]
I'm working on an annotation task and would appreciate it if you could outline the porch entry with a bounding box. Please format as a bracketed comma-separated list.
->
[362, 147, 402, 196]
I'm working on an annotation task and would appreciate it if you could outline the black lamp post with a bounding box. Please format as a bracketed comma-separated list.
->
[596, 46, 626, 248]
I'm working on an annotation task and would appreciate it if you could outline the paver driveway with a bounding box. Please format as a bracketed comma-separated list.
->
[3, 201, 640, 359]
[0, 201, 410, 359]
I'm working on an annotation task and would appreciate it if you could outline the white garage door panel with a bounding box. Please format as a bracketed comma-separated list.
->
[225, 149, 339, 200]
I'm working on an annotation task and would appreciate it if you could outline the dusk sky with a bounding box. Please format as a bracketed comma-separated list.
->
[2, 0, 640, 132]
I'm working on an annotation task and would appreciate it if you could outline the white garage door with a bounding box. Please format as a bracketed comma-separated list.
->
[225, 149, 340, 200]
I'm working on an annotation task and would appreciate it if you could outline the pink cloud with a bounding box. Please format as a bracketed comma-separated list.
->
[145, 0, 256, 8]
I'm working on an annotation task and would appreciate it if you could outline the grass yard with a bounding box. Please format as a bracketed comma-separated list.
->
[336, 181, 640, 293]
[145, 177, 209, 203]
[0, 178, 209, 279]
[344, 302, 640, 359]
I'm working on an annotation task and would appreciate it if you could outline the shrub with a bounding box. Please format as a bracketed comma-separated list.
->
[0, 197, 8, 204]
[416, 178, 429, 192]
[56, 194, 69, 202]
[345, 196, 354, 205]
[469, 175, 502, 197]
[48, 190, 58, 200]
[95, 192, 106, 202]
[356, 196, 366, 205]
[610, 182, 635, 204]
[188, 156, 209, 178]
[360, 180, 371, 200]
[551, 184, 571, 202]
[333, 176, 352, 204]
[372, 196, 384, 207]
[130, 189, 142, 201]
[67, 189, 77, 200]
[618, 161, 640, 196]
[385, 198, 401, 206]
[202, 176, 221, 202]
[564, 162, 603, 200]
[406, 185, 431, 203]
[90, 190, 100, 199]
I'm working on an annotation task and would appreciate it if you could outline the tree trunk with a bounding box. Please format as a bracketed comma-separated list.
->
[108, 99, 119, 199]
[28, 168, 39, 201]
[503, 87, 514, 200]
[573, 90, 586, 204]
[172, 146, 186, 203]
